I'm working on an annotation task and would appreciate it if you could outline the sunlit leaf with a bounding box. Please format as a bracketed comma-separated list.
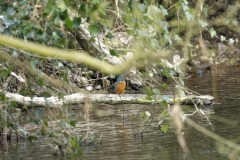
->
[162, 96, 170, 101]
[184, 11, 194, 21]
[152, 88, 161, 95]
[11, 50, 19, 57]
[138, 3, 146, 12]
[220, 35, 226, 41]
[150, 38, 159, 48]
[152, 68, 157, 74]
[174, 34, 182, 41]
[159, 5, 168, 16]
[18, 128, 28, 137]
[149, 72, 153, 77]
[230, 58, 236, 66]
[145, 111, 151, 117]
[160, 125, 169, 134]
[198, 20, 208, 28]
[210, 27, 216, 38]
[229, 38, 234, 44]
[164, 34, 172, 45]
[183, 0, 188, 4]
[140, 111, 151, 122]
[90, 131, 95, 141]
[57, 0, 67, 11]
[147, 5, 161, 21]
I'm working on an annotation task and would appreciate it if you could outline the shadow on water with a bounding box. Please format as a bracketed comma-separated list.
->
[1, 68, 240, 160]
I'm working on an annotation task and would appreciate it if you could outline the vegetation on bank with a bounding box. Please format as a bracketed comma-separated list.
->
[0, 0, 239, 158]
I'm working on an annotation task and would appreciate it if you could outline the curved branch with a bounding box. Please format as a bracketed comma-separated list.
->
[0, 35, 168, 75]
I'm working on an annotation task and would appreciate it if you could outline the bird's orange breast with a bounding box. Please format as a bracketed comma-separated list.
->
[116, 81, 126, 94]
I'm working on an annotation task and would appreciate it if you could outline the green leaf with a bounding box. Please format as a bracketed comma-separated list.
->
[159, 5, 168, 16]
[162, 95, 170, 101]
[3, 16, 14, 28]
[106, 32, 114, 39]
[39, 91, 51, 98]
[138, 3, 146, 12]
[150, 38, 159, 48]
[70, 120, 76, 127]
[160, 124, 169, 134]
[152, 88, 161, 95]
[0, 93, 7, 101]
[147, 5, 161, 21]
[65, 16, 73, 30]
[73, 17, 81, 29]
[38, 78, 44, 87]
[160, 100, 168, 107]
[88, 24, 100, 37]
[161, 70, 168, 77]
[140, 111, 151, 122]
[164, 34, 172, 45]
[58, 92, 64, 99]
[43, 120, 48, 127]
[185, 11, 194, 21]
[63, 71, 70, 84]
[152, 68, 157, 74]
[160, 109, 167, 115]
[57, 0, 67, 11]
[54, 16, 61, 27]
[210, 27, 216, 38]
[174, 34, 182, 41]
[110, 49, 118, 56]
[7, 7, 16, 16]
[161, 83, 168, 89]
[11, 50, 19, 57]
[30, 59, 39, 69]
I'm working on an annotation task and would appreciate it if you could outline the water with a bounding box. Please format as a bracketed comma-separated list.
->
[1, 68, 240, 160]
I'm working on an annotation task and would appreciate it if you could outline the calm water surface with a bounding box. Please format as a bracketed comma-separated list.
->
[1, 68, 240, 160]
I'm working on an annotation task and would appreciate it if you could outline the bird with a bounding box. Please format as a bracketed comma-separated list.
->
[114, 75, 126, 94]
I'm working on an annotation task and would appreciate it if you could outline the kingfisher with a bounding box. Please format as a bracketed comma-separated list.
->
[114, 75, 126, 94]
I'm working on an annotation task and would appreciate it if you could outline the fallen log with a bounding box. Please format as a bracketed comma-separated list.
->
[0, 90, 214, 108]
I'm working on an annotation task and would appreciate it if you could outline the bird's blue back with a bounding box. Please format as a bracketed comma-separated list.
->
[114, 75, 125, 92]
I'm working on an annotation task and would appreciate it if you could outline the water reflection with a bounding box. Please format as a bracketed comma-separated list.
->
[1, 68, 240, 160]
